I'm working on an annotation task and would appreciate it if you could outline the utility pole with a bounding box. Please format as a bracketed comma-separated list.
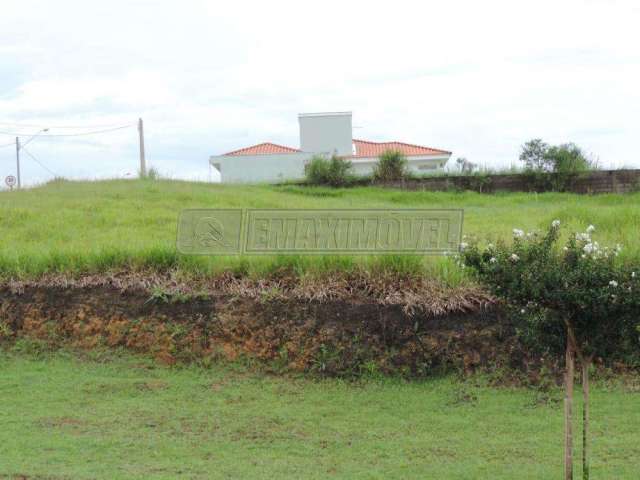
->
[15, 137, 21, 189]
[138, 118, 146, 177]
[13, 128, 49, 188]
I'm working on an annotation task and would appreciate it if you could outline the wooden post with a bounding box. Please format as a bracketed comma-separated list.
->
[138, 118, 146, 178]
[582, 358, 590, 480]
[565, 336, 575, 480]
[15, 137, 21, 189]
[566, 323, 590, 480]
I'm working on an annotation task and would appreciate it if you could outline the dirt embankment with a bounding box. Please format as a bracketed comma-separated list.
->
[0, 271, 543, 377]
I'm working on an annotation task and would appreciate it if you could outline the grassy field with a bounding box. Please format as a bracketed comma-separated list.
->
[1, 347, 638, 479]
[0, 178, 639, 279]
[2, 181, 639, 479]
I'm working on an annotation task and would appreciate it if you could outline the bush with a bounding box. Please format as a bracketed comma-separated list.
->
[461, 223, 638, 360]
[458, 171, 493, 193]
[140, 167, 161, 180]
[546, 143, 592, 173]
[460, 221, 639, 478]
[520, 140, 593, 192]
[44, 177, 69, 187]
[373, 150, 408, 182]
[304, 155, 354, 187]
[547, 143, 593, 191]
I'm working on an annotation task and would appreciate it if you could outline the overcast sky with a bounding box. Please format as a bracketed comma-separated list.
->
[1, 0, 639, 185]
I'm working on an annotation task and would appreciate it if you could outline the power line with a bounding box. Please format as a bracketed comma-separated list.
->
[20, 146, 60, 177]
[20, 129, 48, 150]
[33, 124, 135, 137]
[3, 117, 145, 188]
[0, 124, 135, 137]
[0, 120, 134, 129]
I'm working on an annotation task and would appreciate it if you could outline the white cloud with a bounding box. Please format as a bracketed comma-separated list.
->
[0, 0, 639, 184]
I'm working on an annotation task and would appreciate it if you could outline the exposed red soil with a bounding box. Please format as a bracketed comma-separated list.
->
[0, 270, 546, 377]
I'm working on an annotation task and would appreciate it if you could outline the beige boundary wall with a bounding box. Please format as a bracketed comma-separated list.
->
[375, 169, 640, 194]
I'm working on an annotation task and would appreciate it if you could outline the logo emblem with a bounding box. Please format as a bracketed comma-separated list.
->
[195, 217, 232, 248]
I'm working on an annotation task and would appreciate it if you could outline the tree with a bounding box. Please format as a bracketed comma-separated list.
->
[544, 143, 592, 174]
[520, 140, 594, 191]
[520, 139, 549, 170]
[460, 222, 639, 479]
[520, 139, 592, 174]
[456, 157, 477, 173]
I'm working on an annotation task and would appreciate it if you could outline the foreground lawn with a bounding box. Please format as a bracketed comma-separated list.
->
[0, 350, 638, 479]
[0, 179, 638, 279]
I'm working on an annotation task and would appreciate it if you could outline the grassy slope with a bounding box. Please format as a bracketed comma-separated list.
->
[0, 179, 639, 278]
[0, 349, 638, 479]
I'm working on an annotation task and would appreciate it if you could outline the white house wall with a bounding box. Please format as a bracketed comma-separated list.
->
[350, 155, 450, 176]
[211, 153, 452, 184]
[210, 152, 313, 183]
[298, 112, 353, 156]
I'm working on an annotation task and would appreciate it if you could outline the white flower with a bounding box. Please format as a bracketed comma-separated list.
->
[512, 229, 524, 238]
[520, 309, 526, 314]
[552, 220, 561, 228]
[510, 254, 519, 262]
[563, 246, 569, 251]
[632, 272, 636, 278]
[583, 243, 596, 254]
[609, 280, 618, 288]
[459, 242, 469, 251]
[586, 225, 595, 233]
[576, 233, 591, 242]
[489, 257, 497, 264]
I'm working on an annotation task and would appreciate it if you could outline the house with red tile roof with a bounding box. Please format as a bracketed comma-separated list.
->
[209, 112, 451, 183]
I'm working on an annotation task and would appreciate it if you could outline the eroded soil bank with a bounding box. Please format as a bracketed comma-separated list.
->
[0, 271, 557, 378]
[0, 286, 522, 376]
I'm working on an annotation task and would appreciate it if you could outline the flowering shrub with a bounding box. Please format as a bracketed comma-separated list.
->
[460, 221, 639, 359]
[460, 221, 640, 479]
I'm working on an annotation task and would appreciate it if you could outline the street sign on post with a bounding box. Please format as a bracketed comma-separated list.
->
[5, 175, 16, 190]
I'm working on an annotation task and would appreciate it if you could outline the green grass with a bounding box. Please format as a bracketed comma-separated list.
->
[0, 348, 638, 479]
[1, 178, 639, 279]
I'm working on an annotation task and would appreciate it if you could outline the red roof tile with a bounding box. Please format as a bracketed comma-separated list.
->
[222, 140, 450, 157]
[223, 142, 300, 156]
[352, 139, 450, 158]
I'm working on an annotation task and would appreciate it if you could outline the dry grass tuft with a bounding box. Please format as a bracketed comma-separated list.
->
[3, 268, 495, 317]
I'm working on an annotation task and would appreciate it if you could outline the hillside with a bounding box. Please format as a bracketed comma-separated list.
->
[0, 178, 638, 278]
[2, 180, 639, 479]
